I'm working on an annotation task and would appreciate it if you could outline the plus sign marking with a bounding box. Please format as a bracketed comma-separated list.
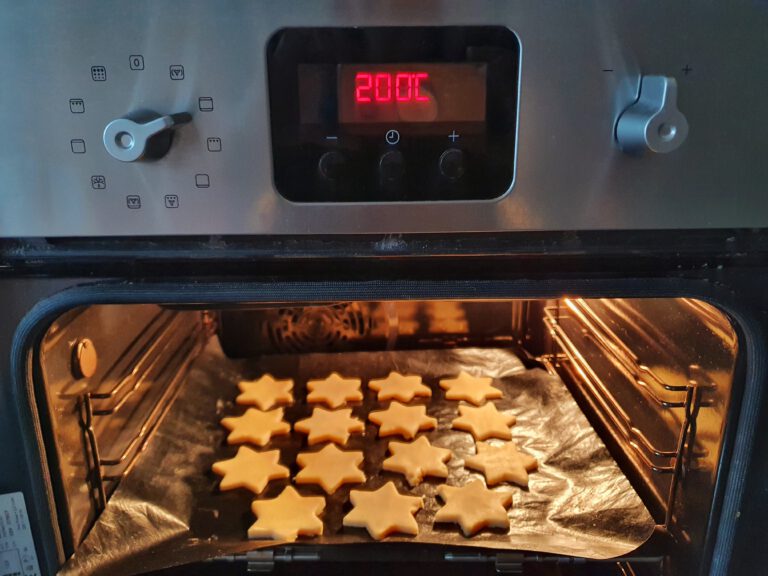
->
[448, 130, 460, 142]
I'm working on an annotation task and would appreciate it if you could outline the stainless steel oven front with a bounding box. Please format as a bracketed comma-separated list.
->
[1, 2, 768, 576]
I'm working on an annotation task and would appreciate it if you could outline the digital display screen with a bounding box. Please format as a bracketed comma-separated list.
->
[338, 63, 487, 124]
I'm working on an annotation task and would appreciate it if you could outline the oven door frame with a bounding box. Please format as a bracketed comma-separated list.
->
[1, 271, 765, 576]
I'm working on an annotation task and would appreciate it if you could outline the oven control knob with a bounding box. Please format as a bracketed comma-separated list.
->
[439, 148, 466, 181]
[615, 76, 688, 154]
[103, 112, 192, 162]
[379, 150, 405, 182]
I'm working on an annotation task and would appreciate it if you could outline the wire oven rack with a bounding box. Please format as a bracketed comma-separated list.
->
[78, 309, 209, 511]
[541, 298, 717, 535]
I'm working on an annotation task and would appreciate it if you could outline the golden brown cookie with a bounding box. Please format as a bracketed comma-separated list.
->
[294, 407, 365, 446]
[450, 403, 516, 441]
[382, 436, 452, 487]
[369, 371, 432, 403]
[439, 371, 503, 405]
[236, 374, 293, 410]
[343, 481, 423, 540]
[220, 408, 291, 446]
[368, 401, 437, 439]
[464, 441, 538, 487]
[306, 373, 363, 409]
[248, 486, 325, 542]
[212, 446, 289, 494]
[434, 479, 513, 536]
[295, 444, 366, 494]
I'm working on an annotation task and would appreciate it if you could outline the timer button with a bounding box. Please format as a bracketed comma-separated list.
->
[379, 150, 405, 183]
[439, 148, 465, 181]
[318, 150, 346, 181]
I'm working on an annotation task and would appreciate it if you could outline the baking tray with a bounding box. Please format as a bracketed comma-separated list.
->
[60, 340, 655, 575]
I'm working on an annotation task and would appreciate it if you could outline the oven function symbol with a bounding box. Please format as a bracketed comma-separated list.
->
[91, 66, 107, 81]
[103, 112, 192, 162]
[70, 139, 86, 154]
[206, 137, 222, 152]
[164, 194, 179, 208]
[448, 130, 460, 143]
[438, 148, 465, 181]
[198, 97, 214, 112]
[90, 175, 106, 190]
[195, 174, 210, 188]
[126, 195, 141, 209]
[69, 98, 85, 114]
[615, 75, 689, 154]
[385, 129, 400, 145]
[169, 65, 185, 80]
[129, 55, 145, 70]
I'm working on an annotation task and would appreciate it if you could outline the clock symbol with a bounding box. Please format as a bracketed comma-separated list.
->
[385, 129, 400, 145]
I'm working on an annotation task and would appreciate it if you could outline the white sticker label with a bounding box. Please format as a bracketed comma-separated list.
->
[0, 493, 40, 576]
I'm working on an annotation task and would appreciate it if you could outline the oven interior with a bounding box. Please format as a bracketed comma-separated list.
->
[32, 297, 739, 576]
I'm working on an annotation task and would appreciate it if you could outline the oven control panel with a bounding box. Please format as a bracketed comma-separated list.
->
[0, 1, 767, 236]
[267, 27, 519, 203]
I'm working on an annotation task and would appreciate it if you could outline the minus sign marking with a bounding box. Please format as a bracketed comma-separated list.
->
[602, 69, 614, 72]
[325, 136, 338, 140]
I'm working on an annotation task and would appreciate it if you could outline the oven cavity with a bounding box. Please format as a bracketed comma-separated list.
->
[32, 299, 738, 576]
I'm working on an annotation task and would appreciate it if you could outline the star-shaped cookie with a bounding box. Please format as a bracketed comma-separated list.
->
[343, 481, 423, 540]
[450, 403, 516, 441]
[236, 374, 293, 410]
[382, 436, 452, 487]
[368, 402, 437, 439]
[294, 407, 365, 446]
[221, 408, 291, 446]
[306, 373, 363, 409]
[248, 486, 325, 542]
[439, 371, 503, 405]
[434, 479, 513, 537]
[295, 444, 366, 494]
[212, 446, 289, 494]
[465, 441, 538, 487]
[369, 371, 432, 403]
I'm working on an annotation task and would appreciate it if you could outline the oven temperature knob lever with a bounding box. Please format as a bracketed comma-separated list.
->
[103, 112, 192, 162]
[615, 76, 688, 154]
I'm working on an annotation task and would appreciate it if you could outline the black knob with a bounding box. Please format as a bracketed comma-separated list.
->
[439, 148, 465, 181]
[318, 150, 346, 181]
[379, 150, 405, 183]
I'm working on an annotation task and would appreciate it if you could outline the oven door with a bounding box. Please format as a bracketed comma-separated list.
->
[1, 244, 767, 576]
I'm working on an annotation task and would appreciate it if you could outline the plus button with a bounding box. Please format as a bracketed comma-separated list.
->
[448, 130, 460, 142]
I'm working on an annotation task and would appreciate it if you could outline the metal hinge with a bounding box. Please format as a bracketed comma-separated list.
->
[444, 552, 523, 574]
[206, 548, 321, 573]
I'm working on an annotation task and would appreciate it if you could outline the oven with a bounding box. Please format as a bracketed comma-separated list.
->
[1, 2, 768, 576]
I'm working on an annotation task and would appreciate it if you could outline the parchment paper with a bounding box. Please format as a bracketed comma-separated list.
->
[60, 339, 655, 575]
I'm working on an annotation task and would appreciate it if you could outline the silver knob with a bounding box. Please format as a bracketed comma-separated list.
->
[615, 76, 689, 154]
[103, 112, 191, 162]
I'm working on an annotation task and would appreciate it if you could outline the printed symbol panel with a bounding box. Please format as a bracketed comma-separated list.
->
[129, 55, 145, 70]
[169, 65, 185, 80]
[91, 66, 107, 81]
[91, 175, 106, 189]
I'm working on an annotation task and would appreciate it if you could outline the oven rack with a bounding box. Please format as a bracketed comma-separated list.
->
[79, 310, 208, 511]
[542, 299, 713, 532]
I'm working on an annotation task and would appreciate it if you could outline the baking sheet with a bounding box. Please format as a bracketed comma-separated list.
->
[61, 340, 655, 575]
